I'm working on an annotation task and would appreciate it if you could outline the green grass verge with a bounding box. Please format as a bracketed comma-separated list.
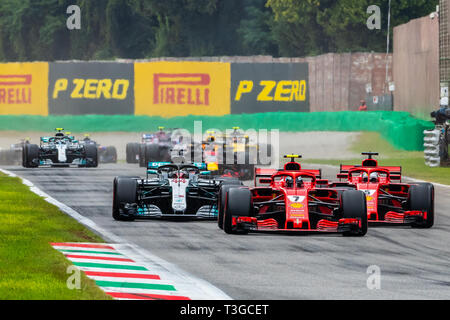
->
[307, 132, 450, 186]
[0, 172, 112, 300]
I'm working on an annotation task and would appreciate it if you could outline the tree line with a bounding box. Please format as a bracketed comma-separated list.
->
[0, 0, 438, 62]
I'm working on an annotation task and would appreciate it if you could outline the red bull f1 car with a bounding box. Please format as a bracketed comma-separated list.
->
[218, 155, 368, 236]
[199, 128, 259, 180]
[326, 152, 434, 228]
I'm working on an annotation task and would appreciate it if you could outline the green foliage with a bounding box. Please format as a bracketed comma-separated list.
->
[238, 0, 277, 55]
[0, 0, 440, 61]
[266, 0, 439, 56]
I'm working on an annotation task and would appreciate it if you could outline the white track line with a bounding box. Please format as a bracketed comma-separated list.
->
[0, 168, 231, 300]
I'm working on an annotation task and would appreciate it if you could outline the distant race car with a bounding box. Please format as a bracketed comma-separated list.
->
[0, 138, 30, 165]
[126, 127, 175, 166]
[97, 145, 118, 163]
[81, 134, 117, 164]
[198, 128, 263, 180]
[225, 126, 272, 166]
[22, 129, 98, 168]
[218, 155, 368, 236]
[325, 152, 434, 228]
[112, 161, 242, 221]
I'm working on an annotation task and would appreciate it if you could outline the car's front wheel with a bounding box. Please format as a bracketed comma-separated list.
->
[409, 183, 434, 228]
[341, 190, 368, 236]
[112, 177, 138, 221]
[223, 187, 252, 234]
[218, 182, 243, 230]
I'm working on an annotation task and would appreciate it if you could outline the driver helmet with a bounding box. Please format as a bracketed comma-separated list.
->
[296, 176, 304, 188]
[361, 172, 369, 183]
[177, 171, 187, 179]
[156, 130, 166, 139]
[285, 176, 294, 188]
[369, 172, 379, 183]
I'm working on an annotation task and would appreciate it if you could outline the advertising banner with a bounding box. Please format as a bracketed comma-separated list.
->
[135, 62, 230, 117]
[230, 63, 309, 113]
[49, 62, 134, 115]
[0, 62, 49, 115]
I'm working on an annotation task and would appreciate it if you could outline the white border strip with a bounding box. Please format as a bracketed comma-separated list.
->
[0, 168, 232, 300]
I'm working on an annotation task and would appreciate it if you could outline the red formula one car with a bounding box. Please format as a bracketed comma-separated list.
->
[326, 152, 434, 228]
[217, 155, 368, 236]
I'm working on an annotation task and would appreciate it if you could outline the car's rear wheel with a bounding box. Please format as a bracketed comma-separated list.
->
[126, 143, 139, 163]
[139, 144, 146, 167]
[145, 144, 160, 164]
[409, 183, 434, 228]
[223, 187, 252, 234]
[341, 190, 367, 236]
[22, 146, 27, 167]
[160, 146, 171, 162]
[107, 146, 117, 163]
[112, 177, 138, 221]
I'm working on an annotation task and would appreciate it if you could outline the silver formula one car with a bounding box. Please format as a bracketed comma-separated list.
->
[22, 129, 98, 168]
[112, 161, 242, 221]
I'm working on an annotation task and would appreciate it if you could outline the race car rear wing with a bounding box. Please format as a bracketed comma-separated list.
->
[338, 164, 402, 181]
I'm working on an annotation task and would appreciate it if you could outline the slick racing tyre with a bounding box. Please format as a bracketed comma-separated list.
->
[145, 144, 160, 163]
[139, 144, 146, 167]
[159, 146, 171, 162]
[106, 146, 117, 163]
[85, 144, 98, 168]
[341, 190, 367, 236]
[112, 177, 138, 221]
[126, 143, 140, 163]
[218, 182, 243, 230]
[23, 144, 39, 168]
[223, 187, 252, 234]
[409, 183, 434, 228]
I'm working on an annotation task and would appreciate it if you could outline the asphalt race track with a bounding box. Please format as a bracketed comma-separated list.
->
[4, 161, 450, 300]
